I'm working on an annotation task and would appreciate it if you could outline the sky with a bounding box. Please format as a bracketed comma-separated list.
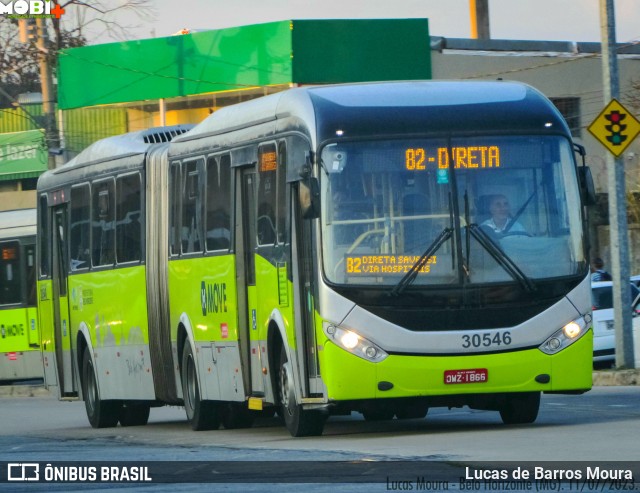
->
[100, 0, 640, 45]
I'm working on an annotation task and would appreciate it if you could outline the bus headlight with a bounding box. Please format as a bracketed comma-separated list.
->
[324, 323, 388, 362]
[539, 317, 588, 355]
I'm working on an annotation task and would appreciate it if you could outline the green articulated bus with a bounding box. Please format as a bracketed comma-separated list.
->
[1, 208, 42, 382]
[37, 81, 595, 436]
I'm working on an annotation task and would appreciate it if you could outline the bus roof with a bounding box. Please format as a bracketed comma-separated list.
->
[170, 80, 570, 149]
[38, 125, 193, 191]
[0, 208, 37, 240]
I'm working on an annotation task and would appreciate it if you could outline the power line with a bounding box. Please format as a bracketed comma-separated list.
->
[458, 38, 640, 81]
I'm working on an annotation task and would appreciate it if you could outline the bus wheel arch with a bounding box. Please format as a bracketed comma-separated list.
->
[266, 320, 285, 398]
[177, 321, 220, 431]
[267, 322, 325, 437]
[276, 348, 326, 437]
[75, 332, 89, 393]
[176, 323, 188, 377]
[80, 345, 121, 428]
[76, 321, 94, 394]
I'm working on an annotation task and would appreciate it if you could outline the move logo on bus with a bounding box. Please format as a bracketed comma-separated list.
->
[200, 281, 228, 316]
[1, 323, 25, 338]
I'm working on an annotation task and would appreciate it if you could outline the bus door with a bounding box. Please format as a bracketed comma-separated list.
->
[232, 165, 256, 397]
[291, 180, 321, 396]
[51, 205, 78, 397]
[24, 243, 39, 348]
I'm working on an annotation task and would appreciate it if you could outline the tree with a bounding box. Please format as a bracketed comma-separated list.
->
[51, 0, 155, 49]
[625, 79, 640, 224]
[0, 18, 43, 108]
[0, 0, 154, 108]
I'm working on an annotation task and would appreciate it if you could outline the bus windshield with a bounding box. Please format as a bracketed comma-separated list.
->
[320, 136, 584, 287]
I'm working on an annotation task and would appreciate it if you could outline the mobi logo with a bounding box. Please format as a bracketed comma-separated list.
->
[0, 0, 66, 19]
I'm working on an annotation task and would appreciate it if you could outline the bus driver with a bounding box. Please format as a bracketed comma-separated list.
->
[481, 194, 525, 234]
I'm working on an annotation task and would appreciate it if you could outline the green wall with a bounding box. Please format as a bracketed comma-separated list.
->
[58, 21, 294, 109]
[291, 19, 431, 84]
[58, 19, 431, 110]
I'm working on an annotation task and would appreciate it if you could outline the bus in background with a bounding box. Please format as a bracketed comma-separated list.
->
[38, 81, 595, 436]
[0, 208, 41, 383]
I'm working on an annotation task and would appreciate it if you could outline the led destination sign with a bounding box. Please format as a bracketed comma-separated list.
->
[2, 246, 17, 260]
[405, 146, 500, 170]
[259, 151, 277, 172]
[346, 254, 437, 276]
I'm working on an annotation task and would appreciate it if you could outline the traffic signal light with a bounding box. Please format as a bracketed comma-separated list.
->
[604, 110, 628, 146]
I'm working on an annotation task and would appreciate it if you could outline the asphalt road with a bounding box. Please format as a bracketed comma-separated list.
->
[1, 386, 639, 492]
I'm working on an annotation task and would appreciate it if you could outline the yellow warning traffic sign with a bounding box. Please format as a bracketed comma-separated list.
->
[588, 99, 640, 157]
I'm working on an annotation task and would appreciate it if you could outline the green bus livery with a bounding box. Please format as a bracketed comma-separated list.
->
[37, 81, 594, 436]
[1, 208, 41, 382]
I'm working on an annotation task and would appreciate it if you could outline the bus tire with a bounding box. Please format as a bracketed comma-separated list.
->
[181, 343, 220, 431]
[499, 392, 540, 425]
[81, 348, 120, 428]
[278, 349, 326, 437]
[220, 402, 255, 429]
[119, 402, 151, 427]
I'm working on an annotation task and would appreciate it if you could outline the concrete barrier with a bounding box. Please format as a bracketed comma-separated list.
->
[592, 368, 640, 386]
[0, 384, 50, 397]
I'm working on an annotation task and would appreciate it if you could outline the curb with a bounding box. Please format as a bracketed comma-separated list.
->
[592, 369, 640, 386]
[0, 384, 50, 397]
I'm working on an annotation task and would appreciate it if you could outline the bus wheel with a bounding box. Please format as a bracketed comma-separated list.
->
[181, 343, 220, 431]
[119, 403, 151, 427]
[220, 402, 255, 429]
[278, 350, 326, 437]
[499, 392, 540, 425]
[81, 348, 120, 428]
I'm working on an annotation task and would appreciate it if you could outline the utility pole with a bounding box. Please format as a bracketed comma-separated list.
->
[35, 17, 60, 170]
[469, 0, 490, 40]
[599, 0, 635, 368]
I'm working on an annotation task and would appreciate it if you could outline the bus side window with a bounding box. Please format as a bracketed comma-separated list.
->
[38, 194, 50, 278]
[257, 143, 277, 246]
[25, 244, 37, 306]
[0, 241, 21, 305]
[206, 155, 231, 251]
[276, 141, 287, 245]
[116, 173, 142, 263]
[181, 159, 204, 254]
[92, 179, 115, 267]
[169, 163, 181, 256]
[70, 184, 91, 271]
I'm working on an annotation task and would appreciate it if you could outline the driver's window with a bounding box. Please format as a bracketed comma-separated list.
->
[257, 143, 277, 246]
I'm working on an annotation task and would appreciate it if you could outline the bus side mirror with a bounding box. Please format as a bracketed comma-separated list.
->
[573, 144, 596, 206]
[578, 166, 597, 206]
[299, 177, 320, 219]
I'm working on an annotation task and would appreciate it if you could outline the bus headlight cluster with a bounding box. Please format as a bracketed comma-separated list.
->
[324, 323, 388, 363]
[539, 317, 588, 355]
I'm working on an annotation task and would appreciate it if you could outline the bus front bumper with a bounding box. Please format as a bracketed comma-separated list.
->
[319, 331, 593, 401]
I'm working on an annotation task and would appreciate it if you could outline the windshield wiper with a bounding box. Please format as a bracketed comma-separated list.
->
[468, 224, 536, 292]
[391, 227, 453, 296]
